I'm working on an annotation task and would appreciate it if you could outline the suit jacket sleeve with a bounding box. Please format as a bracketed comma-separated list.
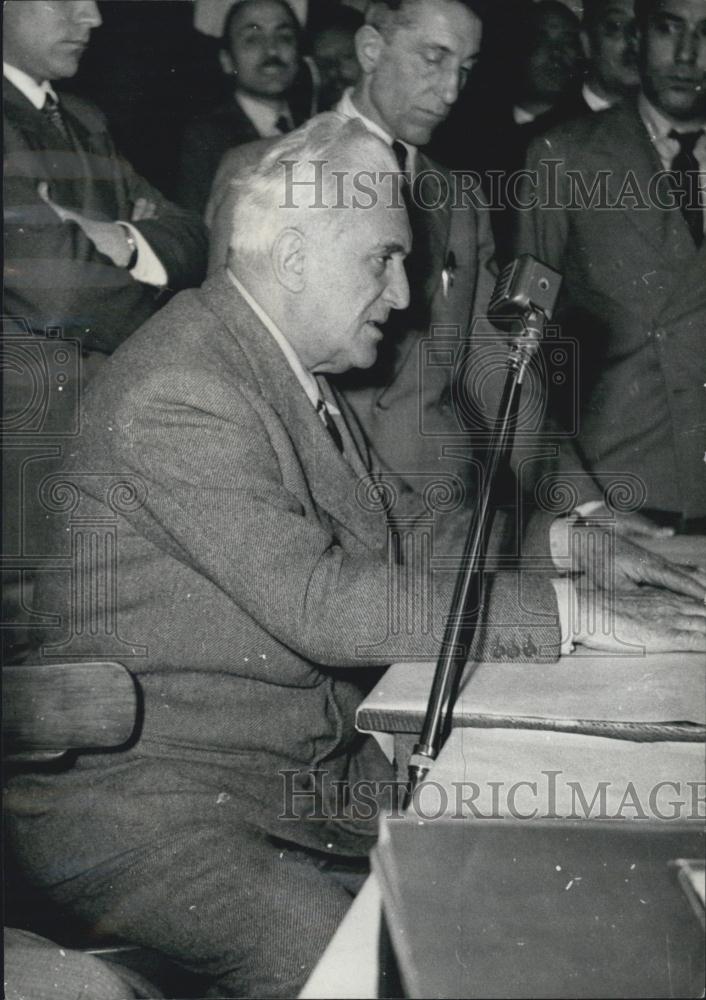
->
[175, 117, 230, 216]
[116, 151, 208, 293]
[3, 95, 207, 353]
[115, 375, 561, 665]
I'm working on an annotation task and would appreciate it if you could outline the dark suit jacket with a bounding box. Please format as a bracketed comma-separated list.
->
[207, 140, 501, 501]
[176, 97, 261, 214]
[176, 96, 306, 214]
[3, 80, 208, 355]
[516, 98, 706, 518]
[29, 271, 560, 855]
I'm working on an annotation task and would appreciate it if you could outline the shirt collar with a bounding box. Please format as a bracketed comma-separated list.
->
[512, 104, 537, 125]
[3, 62, 57, 110]
[337, 88, 417, 173]
[235, 91, 292, 138]
[582, 83, 612, 113]
[226, 267, 322, 409]
[639, 92, 706, 143]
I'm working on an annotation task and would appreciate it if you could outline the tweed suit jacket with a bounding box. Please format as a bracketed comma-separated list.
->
[207, 139, 499, 499]
[3, 80, 208, 355]
[516, 99, 706, 518]
[31, 270, 559, 851]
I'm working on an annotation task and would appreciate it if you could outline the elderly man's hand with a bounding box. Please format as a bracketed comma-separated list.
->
[569, 522, 706, 601]
[38, 182, 133, 267]
[575, 583, 706, 653]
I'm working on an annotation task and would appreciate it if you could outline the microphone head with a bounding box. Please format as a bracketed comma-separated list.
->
[488, 255, 562, 326]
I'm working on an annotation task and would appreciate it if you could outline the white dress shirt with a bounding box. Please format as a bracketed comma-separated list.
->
[512, 104, 538, 125]
[582, 83, 612, 113]
[235, 92, 293, 138]
[337, 88, 417, 175]
[4, 61, 167, 287]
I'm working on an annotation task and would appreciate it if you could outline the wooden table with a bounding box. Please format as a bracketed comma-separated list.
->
[301, 536, 706, 998]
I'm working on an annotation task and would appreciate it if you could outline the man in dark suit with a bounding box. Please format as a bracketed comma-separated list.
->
[208, 0, 504, 502]
[10, 114, 704, 999]
[177, 0, 303, 213]
[3, 0, 208, 357]
[3, 0, 208, 663]
[516, 0, 706, 532]
[478, 0, 585, 263]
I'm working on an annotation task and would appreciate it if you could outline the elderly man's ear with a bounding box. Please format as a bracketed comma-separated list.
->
[273, 228, 306, 292]
[355, 24, 385, 75]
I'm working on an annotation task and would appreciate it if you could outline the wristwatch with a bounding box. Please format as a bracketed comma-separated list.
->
[117, 223, 138, 270]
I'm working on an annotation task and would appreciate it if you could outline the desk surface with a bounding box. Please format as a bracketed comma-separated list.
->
[358, 535, 706, 741]
[301, 725, 706, 998]
[301, 535, 706, 998]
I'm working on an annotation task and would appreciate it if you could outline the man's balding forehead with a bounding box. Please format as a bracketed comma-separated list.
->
[367, 0, 487, 32]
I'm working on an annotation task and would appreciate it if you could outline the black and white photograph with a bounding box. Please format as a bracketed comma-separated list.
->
[2, 1, 705, 998]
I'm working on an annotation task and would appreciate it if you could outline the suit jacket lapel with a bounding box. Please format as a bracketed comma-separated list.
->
[201, 274, 381, 544]
[4, 81, 123, 218]
[600, 100, 698, 262]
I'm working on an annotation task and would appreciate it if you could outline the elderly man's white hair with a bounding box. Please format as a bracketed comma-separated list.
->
[228, 112, 400, 263]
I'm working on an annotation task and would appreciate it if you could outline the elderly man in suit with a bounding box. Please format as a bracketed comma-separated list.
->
[3, 0, 207, 662]
[516, 0, 706, 533]
[9, 113, 706, 999]
[208, 0, 503, 501]
[177, 0, 303, 213]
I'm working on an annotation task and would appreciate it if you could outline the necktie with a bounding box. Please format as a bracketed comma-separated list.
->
[392, 140, 407, 173]
[41, 92, 70, 142]
[669, 128, 704, 248]
[316, 398, 344, 453]
[391, 139, 432, 314]
[275, 114, 292, 135]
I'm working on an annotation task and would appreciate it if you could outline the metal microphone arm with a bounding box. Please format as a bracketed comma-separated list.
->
[404, 306, 547, 804]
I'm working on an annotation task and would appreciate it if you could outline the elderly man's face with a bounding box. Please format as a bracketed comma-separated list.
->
[584, 1, 640, 95]
[3, 0, 101, 82]
[306, 198, 411, 375]
[639, 0, 706, 120]
[223, 0, 299, 100]
[367, 0, 482, 146]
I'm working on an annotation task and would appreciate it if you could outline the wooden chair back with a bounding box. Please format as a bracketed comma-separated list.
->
[3, 661, 138, 762]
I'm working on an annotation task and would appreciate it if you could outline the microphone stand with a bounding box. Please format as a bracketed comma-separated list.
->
[404, 309, 545, 805]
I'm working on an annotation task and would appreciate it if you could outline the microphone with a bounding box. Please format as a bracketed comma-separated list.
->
[488, 254, 562, 327]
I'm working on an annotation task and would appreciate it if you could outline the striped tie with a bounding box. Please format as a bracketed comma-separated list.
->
[41, 92, 70, 142]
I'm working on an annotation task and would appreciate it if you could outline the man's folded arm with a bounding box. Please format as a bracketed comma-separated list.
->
[4, 176, 161, 349]
[119, 155, 209, 291]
